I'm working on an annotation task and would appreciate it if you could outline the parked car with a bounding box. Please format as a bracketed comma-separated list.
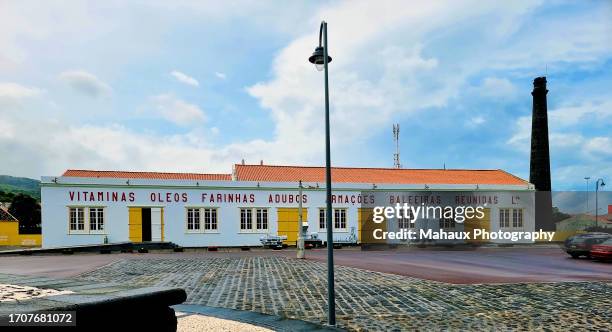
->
[590, 238, 612, 261]
[564, 233, 611, 259]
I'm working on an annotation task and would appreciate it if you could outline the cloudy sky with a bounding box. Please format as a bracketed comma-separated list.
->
[0, 0, 611, 190]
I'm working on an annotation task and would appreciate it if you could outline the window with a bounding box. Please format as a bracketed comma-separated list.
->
[256, 208, 268, 230]
[319, 208, 326, 229]
[439, 218, 455, 229]
[398, 210, 414, 229]
[334, 209, 347, 230]
[499, 208, 511, 228]
[500, 208, 522, 228]
[398, 216, 413, 229]
[204, 208, 218, 231]
[69, 207, 85, 232]
[239, 208, 269, 232]
[187, 208, 201, 231]
[69, 207, 105, 234]
[512, 209, 523, 228]
[89, 208, 104, 232]
[240, 208, 253, 231]
[320, 208, 348, 230]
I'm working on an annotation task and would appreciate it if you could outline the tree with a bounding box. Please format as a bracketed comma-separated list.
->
[8, 194, 41, 234]
[551, 206, 571, 224]
[0, 190, 15, 202]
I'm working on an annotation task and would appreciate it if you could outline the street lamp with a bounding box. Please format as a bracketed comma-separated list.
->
[308, 20, 335, 326]
[584, 177, 590, 215]
[595, 178, 605, 229]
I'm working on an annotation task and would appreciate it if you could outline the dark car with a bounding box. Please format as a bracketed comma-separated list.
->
[590, 238, 612, 261]
[564, 233, 611, 259]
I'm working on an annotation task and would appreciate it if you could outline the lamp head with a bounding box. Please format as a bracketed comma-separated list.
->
[308, 46, 332, 71]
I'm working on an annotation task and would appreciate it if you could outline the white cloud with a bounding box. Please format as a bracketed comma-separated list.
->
[171, 70, 199, 87]
[58, 70, 112, 98]
[549, 101, 612, 127]
[480, 77, 516, 98]
[584, 137, 612, 156]
[466, 116, 486, 127]
[0, 82, 42, 106]
[150, 94, 206, 126]
[215, 72, 226, 80]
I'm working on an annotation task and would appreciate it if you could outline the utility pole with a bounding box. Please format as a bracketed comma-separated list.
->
[297, 180, 305, 259]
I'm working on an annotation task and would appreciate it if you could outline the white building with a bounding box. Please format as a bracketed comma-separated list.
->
[40, 164, 535, 248]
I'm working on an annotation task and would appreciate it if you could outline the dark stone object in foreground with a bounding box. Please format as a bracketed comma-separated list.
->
[529, 77, 553, 231]
[0, 273, 186, 331]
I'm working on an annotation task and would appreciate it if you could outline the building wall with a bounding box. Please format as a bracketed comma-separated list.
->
[0, 221, 42, 246]
[41, 181, 536, 248]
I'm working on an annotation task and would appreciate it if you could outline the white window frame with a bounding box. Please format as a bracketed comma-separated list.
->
[69, 207, 86, 234]
[255, 208, 269, 231]
[185, 207, 219, 233]
[398, 210, 415, 229]
[239, 207, 269, 233]
[186, 208, 201, 232]
[319, 208, 326, 230]
[333, 208, 347, 231]
[499, 208, 511, 228]
[319, 208, 348, 232]
[204, 208, 219, 232]
[512, 208, 524, 229]
[89, 207, 105, 234]
[68, 206, 106, 235]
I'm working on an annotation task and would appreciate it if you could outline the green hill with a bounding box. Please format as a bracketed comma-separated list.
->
[0, 175, 41, 201]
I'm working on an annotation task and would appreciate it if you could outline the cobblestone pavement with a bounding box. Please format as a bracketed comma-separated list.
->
[78, 257, 612, 331]
[0, 283, 73, 302]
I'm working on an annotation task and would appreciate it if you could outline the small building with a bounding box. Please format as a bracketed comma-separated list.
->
[0, 207, 42, 246]
[41, 164, 536, 248]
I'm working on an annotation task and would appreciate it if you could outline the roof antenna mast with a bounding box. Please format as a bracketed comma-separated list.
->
[393, 124, 401, 168]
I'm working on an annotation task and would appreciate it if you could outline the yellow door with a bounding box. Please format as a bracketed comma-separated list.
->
[359, 208, 387, 244]
[464, 208, 490, 243]
[277, 208, 307, 246]
[128, 207, 142, 242]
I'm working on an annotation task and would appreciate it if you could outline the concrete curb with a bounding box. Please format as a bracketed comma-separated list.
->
[0, 241, 177, 256]
[174, 304, 344, 332]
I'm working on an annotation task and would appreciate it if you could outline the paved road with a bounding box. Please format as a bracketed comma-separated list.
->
[300, 246, 612, 283]
[0, 247, 608, 284]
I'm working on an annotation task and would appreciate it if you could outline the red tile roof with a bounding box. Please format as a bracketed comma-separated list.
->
[0, 207, 18, 222]
[60, 165, 529, 185]
[234, 164, 529, 185]
[62, 170, 232, 181]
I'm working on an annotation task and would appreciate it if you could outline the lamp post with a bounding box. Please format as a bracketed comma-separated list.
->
[308, 20, 335, 326]
[584, 177, 590, 215]
[297, 180, 305, 259]
[595, 178, 605, 230]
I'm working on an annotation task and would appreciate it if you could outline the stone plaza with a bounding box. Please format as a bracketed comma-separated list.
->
[77, 255, 612, 331]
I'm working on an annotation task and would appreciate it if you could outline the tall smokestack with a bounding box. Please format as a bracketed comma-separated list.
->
[529, 77, 551, 190]
[529, 77, 553, 230]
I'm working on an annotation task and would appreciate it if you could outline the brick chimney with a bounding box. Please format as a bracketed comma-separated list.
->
[529, 77, 553, 231]
[529, 77, 551, 191]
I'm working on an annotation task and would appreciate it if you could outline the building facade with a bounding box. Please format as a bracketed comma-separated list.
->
[41, 164, 536, 248]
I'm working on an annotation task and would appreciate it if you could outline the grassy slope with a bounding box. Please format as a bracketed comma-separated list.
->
[0, 175, 41, 201]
